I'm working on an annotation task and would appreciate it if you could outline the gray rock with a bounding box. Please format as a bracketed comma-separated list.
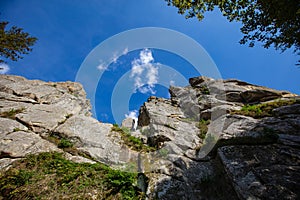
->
[0, 158, 20, 170]
[0, 117, 28, 135]
[0, 131, 61, 158]
[16, 104, 71, 132]
[64, 153, 96, 164]
[189, 76, 213, 87]
[218, 145, 300, 199]
[121, 117, 135, 130]
[55, 115, 138, 165]
[273, 103, 300, 116]
[241, 89, 283, 103]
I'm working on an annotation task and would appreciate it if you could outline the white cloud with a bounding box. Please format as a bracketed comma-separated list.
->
[96, 47, 129, 71]
[131, 64, 144, 76]
[130, 49, 159, 94]
[125, 110, 138, 130]
[122, 47, 128, 55]
[140, 48, 154, 64]
[97, 63, 108, 71]
[146, 64, 158, 86]
[111, 53, 118, 64]
[0, 63, 10, 74]
[170, 80, 175, 86]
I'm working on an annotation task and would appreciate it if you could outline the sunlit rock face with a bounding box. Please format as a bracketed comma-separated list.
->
[0, 74, 299, 199]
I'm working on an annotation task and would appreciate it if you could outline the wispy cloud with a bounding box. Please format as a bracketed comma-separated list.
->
[97, 62, 108, 71]
[0, 63, 10, 74]
[122, 47, 128, 55]
[130, 49, 158, 94]
[96, 47, 129, 72]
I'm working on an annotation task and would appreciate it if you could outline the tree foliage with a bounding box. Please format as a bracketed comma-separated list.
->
[165, 0, 300, 56]
[0, 21, 37, 63]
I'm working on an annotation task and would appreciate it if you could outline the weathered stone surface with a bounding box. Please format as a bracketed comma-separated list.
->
[121, 117, 135, 130]
[0, 117, 28, 135]
[189, 76, 214, 87]
[55, 114, 138, 165]
[0, 131, 61, 158]
[218, 144, 300, 199]
[16, 104, 71, 132]
[273, 103, 300, 116]
[138, 96, 200, 154]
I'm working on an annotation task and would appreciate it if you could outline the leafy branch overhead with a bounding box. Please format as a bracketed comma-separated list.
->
[0, 21, 37, 63]
[165, 0, 300, 56]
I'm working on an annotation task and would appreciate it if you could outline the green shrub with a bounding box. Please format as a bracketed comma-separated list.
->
[58, 138, 73, 148]
[111, 124, 155, 152]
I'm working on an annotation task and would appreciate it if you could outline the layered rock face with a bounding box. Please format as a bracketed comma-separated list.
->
[0, 75, 299, 199]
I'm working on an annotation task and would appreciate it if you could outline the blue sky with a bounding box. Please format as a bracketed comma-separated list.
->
[1, 0, 299, 124]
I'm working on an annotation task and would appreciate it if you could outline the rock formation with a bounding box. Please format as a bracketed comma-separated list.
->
[0, 74, 299, 199]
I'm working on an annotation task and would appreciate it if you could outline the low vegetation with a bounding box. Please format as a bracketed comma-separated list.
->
[57, 138, 74, 149]
[0, 152, 144, 199]
[0, 108, 25, 119]
[112, 124, 155, 152]
[194, 119, 211, 152]
[196, 119, 210, 140]
[199, 85, 210, 95]
[231, 99, 298, 118]
[46, 134, 86, 158]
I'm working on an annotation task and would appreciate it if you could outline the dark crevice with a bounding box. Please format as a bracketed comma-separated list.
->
[15, 117, 34, 131]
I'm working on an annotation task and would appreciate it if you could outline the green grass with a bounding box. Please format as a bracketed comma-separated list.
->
[0, 152, 145, 200]
[112, 124, 155, 152]
[231, 99, 298, 118]
[0, 108, 25, 119]
[194, 119, 211, 152]
[196, 119, 210, 140]
[46, 135, 87, 158]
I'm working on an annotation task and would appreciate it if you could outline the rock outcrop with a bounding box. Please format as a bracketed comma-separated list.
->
[0, 74, 299, 200]
[0, 75, 138, 169]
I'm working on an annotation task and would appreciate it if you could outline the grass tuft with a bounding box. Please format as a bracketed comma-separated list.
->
[196, 119, 210, 139]
[112, 124, 155, 152]
[231, 99, 298, 118]
[0, 108, 25, 119]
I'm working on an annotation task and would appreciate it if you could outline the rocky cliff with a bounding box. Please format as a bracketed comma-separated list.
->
[0, 75, 299, 199]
